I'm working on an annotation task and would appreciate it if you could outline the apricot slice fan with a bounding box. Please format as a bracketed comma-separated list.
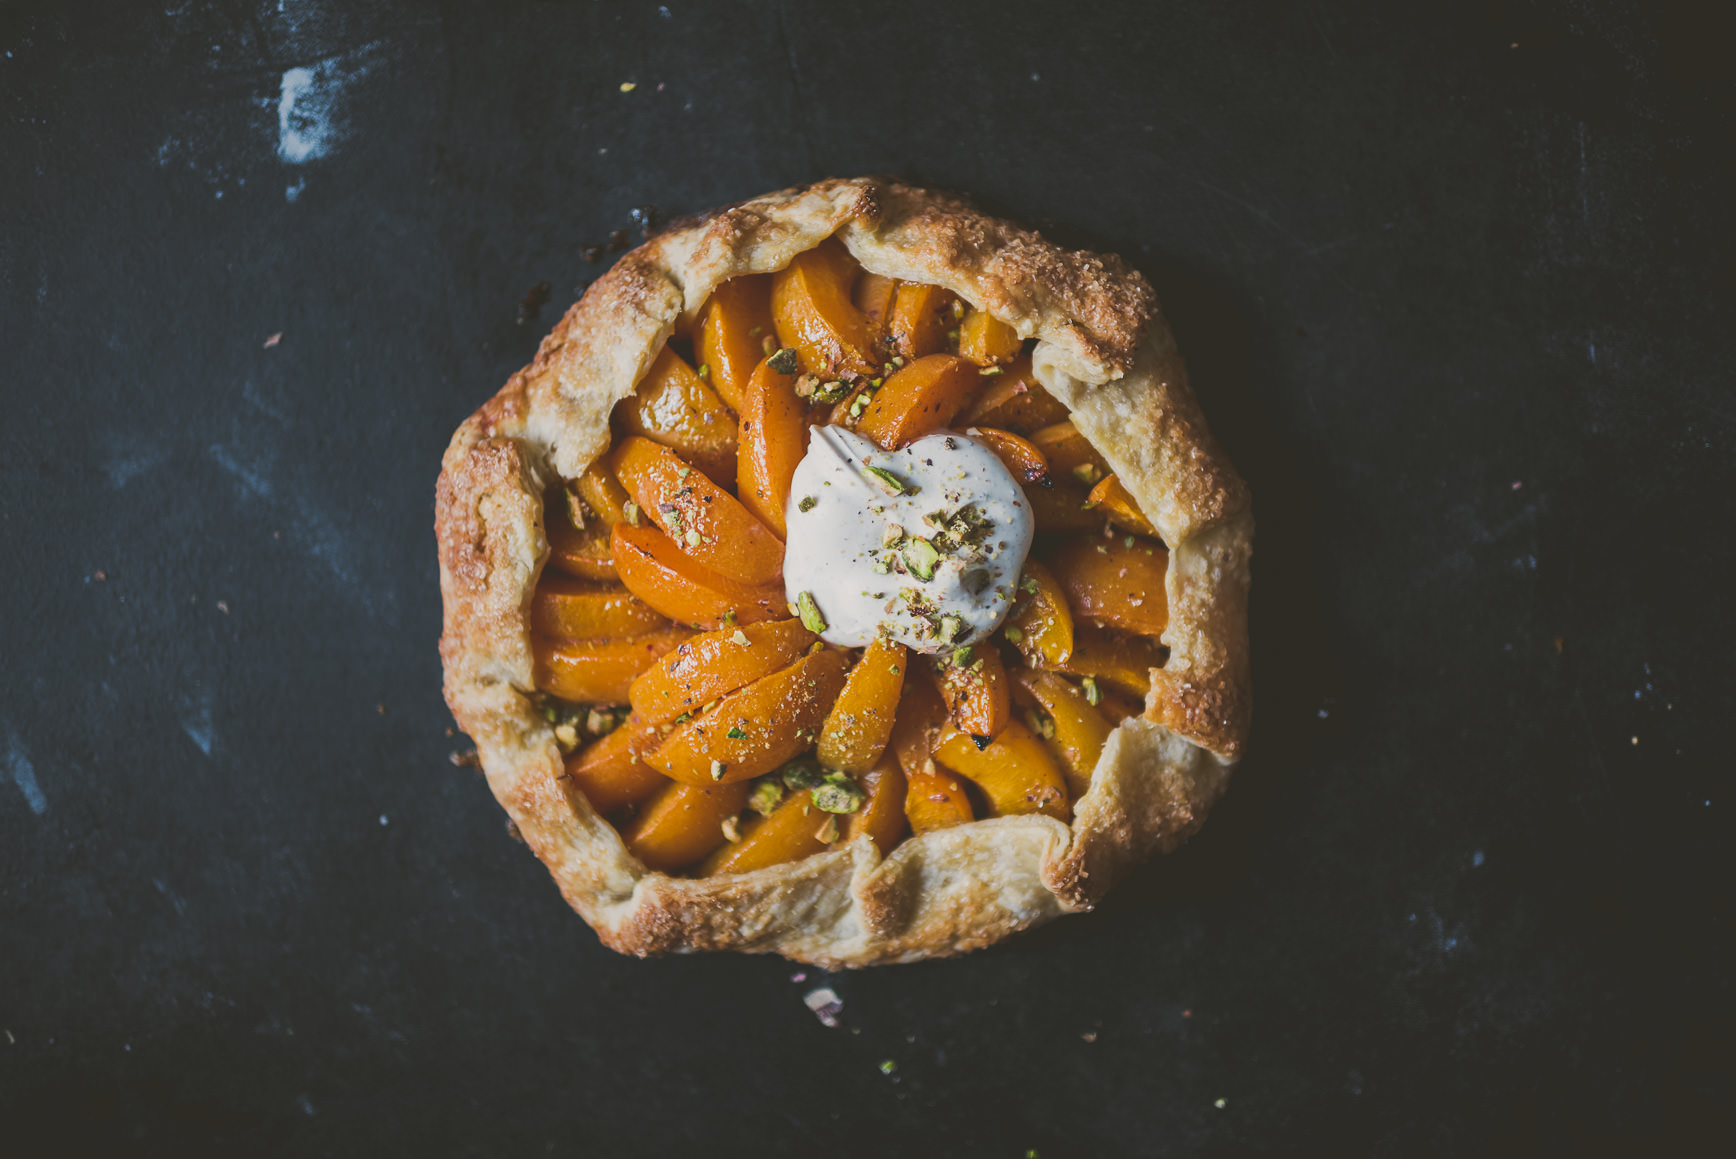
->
[512, 235, 1176, 884]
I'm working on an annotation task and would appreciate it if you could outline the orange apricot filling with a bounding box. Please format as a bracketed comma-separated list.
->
[523, 236, 1174, 877]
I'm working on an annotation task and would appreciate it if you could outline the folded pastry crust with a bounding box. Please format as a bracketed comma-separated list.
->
[435, 177, 1252, 966]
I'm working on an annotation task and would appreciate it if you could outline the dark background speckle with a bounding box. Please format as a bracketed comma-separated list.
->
[1, 1, 1730, 1154]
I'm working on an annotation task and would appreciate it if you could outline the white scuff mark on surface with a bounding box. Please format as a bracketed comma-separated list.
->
[209, 443, 363, 595]
[277, 43, 379, 164]
[285, 178, 306, 202]
[180, 690, 216, 757]
[5, 726, 47, 815]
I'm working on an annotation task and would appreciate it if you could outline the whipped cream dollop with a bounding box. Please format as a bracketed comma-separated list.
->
[782, 425, 1034, 653]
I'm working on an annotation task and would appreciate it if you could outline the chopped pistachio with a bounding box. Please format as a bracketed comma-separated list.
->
[952, 646, 973, 668]
[748, 779, 785, 817]
[812, 774, 866, 814]
[882, 523, 905, 547]
[812, 380, 850, 404]
[888, 664, 900, 675]
[553, 721, 581, 752]
[902, 537, 941, 581]
[685, 528, 703, 546]
[815, 814, 841, 843]
[677, 464, 692, 480]
[863, 464, 917, 495]
[695, 362, 709, 379]
[563, 485, 587, 529]
[720, 814, 741, 842]
[622, 499, 642, 526]
[761, 333, 778, 356]
[722, 609, 738, 626]
[731, 629, 750, 646]
[879, 1059, 898, 1075]
[797, 590, 828, 633]
[798, 495, 818, 512]
[891, 355, 905, 367]
[726, 725, 748, 739]
[939, 613, 964, 642]
[787, 601, 801, 617]
[946, 327, 960, 343]
[782, 763, 822, 790]
[979, 365, 1004, 376]
[1003, 625, 1025, 644]
[767, 347, 800, 374]
[673, 711, 693, 724]
[586, 707, 623, 736]
[1081, 677, 1102, 706]
[710, 759, 728, 781]
[1071, 462, 1101, 485]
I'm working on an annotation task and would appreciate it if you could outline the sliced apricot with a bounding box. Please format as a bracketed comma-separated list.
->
[966, 427, 1052, 489]
[887, 281, 957, 360]
[770, 240, 876, 379]
[1023, 479, 1101, 533]
[611, 520, 787, 628]
[1012, 669, 1111, 797]
[577, 461, 631, 529]
[1049, 534, 1170, 638]
[856, 354, 985, 450]
[957, 355, 1070, 432]
[614, 347, 738, 482]
[737, 356, 809, 538]
[904, 766, 974, 833]
[932, 644, 1011, 741]
[532, 628, 694, 704]
[1095, 685, 1145, 726]
[1051, 623, 1167, 698]
[853, 272, 898, 350]
[888, 669, 949, 781]
[545, 505, 617, 581]
[696, 274, 775, 414]
[934, 722, 1069, 821]
[817, 638, 906, 773]
[561, 714, 671, 814]
[629, 617, 816, 724]
[957, 308, 1021, 365]
[612, 436, 784, 587]
[622, 779, 750, 872]
[1031, 420, 1112, 487]
[531, 573, 669, 640]
[846, 757, 909, 855]
[648, 649, 850, 785]
[699, 786, 829, 876]
[1004, 558, 1074, 668]
[1087, 474, 1160, 539]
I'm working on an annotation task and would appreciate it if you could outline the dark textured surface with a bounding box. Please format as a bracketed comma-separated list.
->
[1, 1, 1730, 1154]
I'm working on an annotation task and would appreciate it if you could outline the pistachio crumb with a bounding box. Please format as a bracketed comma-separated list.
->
[731, 629, 751, 646]
[816, 814, 841, 843]
[720, 814, 741, 842]
[710, 759, 728, 781]
[622, 499, 642, 526]
[1082, 677, 1102, 706]
[797, 591, 828, 633]
[767, 347, 800, 374]
[798, 495, 818, 512]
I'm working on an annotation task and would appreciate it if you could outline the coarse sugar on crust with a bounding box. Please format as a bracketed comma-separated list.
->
[435, 176, 1252, 965]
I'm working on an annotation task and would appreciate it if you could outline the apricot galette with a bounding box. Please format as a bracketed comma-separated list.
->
[436, 178, 1251, 966]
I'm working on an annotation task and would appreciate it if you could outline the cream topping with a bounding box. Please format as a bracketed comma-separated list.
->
[782, 425, 1033, 653]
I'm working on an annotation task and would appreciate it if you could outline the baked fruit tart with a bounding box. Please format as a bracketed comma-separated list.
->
[436, 178, 1251, 965]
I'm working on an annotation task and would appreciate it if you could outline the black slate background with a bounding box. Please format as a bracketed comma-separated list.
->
[2, 1, 1731, 1154]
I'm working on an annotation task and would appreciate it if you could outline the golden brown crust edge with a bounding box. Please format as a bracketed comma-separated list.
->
[434, 177, 1252, 965]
